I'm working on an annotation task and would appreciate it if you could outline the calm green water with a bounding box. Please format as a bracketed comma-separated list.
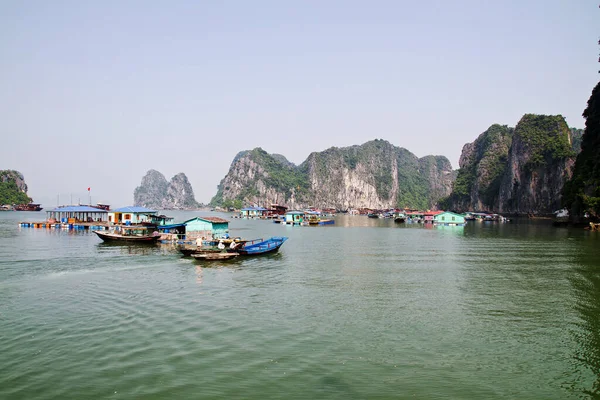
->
[1, 211, 599, 399]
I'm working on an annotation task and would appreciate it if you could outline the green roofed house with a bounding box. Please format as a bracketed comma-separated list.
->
[284, 210, 306, 225]
[183, 216, 230, 239]
[433, 211, 466, 227]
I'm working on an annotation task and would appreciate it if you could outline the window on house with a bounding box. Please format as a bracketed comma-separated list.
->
[452, 216, 455, 221]
[125, 214, 131, 220]
[442, 216, 445, 221]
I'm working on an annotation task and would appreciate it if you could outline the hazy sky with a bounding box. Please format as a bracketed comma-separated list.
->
[1, 1, 598, 207]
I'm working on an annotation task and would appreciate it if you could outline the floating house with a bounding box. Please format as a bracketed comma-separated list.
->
[283, 210, 306, 225]
[423, 210, 443, 224]
[47, 205, 108, 223]
[433, 211, 466, 226]
[268, 204, 288, 216]
[108, 206, 158, 225]
[182, 216, 230, 239]
[239, 206, 268, 219]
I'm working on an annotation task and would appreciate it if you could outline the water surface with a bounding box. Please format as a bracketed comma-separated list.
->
[1, 211, 599, 399]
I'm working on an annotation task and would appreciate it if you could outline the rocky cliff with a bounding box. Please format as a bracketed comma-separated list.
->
[443, 124, 514, 212]
[498, 115, 575, 215]
[563, 81, 600, 219]
[134, 170, 199, 209]
[444, 114, 578, 215]
[0, 170, 32, 205]
[211, 139, 454, 210]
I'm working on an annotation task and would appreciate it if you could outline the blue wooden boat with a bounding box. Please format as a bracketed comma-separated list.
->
[236, 236, 288, 255]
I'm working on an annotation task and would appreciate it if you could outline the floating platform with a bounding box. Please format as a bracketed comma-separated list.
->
[19, 221, 112, 230]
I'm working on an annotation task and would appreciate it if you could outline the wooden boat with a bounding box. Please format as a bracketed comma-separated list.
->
[14, 203, 43, 211]
[191, 252, 238, 261]
[308, 216, 335, 225]
[93, 226, 160, 243]
[367, 213, 380, 218]
[178, 246, 223, 257]
[394, 213, 406, 223]
[201, 238, 247, 249]
[236, 236, 288, 255]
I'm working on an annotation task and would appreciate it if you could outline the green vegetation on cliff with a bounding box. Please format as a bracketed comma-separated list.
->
[0, 170, 31, 205]
[563, 81, 600, 218]
[211, 140, 453, 209]
[516, 114, 574, 171]
[211, 148, 309, 206]
[443, 124, 513, 211]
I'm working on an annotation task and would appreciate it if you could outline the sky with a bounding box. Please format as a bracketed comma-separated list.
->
[1, 1, 598, 207]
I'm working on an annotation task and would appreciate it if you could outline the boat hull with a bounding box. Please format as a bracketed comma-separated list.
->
[237, 236, 288, 256]
[93, 230, 160, 243]
[191, 252, 238, 261]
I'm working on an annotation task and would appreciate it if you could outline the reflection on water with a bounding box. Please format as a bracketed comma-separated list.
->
[195, 265, 203, 285]
[568, 235, 600, 397]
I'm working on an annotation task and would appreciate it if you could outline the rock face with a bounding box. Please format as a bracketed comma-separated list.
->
[444, 124, 514, 212]
[0, 170, 32, 205]
[134, 170, 199, 209]
[211, 139, 455, 210]
[444, 114, 578, 215]
[563, 81, 600, 219]
[498, 115, 575, 215]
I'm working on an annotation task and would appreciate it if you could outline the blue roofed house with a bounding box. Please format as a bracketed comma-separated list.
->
[240, 206, 268, 219]
[433, 211, 466, 226]
[47, 205, 109, 223]
[108, 206, 158, 225]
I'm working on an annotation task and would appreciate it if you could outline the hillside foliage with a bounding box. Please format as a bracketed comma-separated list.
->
[0, 170, 31, 205]
[443, 124, 513, 211]
[211, 140, 452, 209]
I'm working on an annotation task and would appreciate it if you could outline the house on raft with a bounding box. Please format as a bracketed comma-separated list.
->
[158, 216, 230, 240]
[282, 210, 306, 225]
[47, 205, 109, 223]
[423, 210, 443, 224]
[268, 204, 288, 216]
[239, 206, 268, 219]
[107, 206, 173, 225]
[433, 211, 466, 226]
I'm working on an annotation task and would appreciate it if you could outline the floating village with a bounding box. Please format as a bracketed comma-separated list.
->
[9, 200, 600, 261]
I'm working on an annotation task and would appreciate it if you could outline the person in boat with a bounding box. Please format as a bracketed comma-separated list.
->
[218, 240, 225, 250]
[229, 240, 237, 249]
[196, 236, 203, 248]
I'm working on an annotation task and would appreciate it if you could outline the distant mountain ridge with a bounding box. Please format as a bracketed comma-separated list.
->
[211, 139, 455, 210]
[134, 170, 199, 210]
